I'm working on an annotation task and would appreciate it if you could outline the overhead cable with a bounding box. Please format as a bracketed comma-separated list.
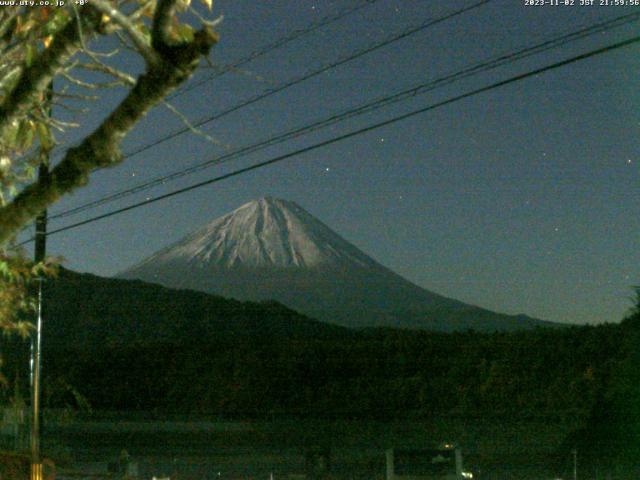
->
[49, 11, 640, 221]
[168, 0, 382, 99]
[21, 33, 639, 243]
[121, 0, 493, 160]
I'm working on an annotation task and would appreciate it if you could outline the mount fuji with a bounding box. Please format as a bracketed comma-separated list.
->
[118, 197, 556, 331]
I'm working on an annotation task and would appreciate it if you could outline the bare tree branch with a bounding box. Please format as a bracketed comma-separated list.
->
[52, 102, 89, 115]
[188, 7, 224, 29]
[0, 7, 20, 45]
[61, 71, 125, 90]
[90, 0, 159, 65]
[0, 7, 101, 142]
[0, 12, 219, 244]
[129, 0, 154, 22]
[162, 100, 230, 150]
[48, 118, 81, 131]
[152, 0, 177, 50]
[54, 91, 100, 101]
[77, 62, 136, 86]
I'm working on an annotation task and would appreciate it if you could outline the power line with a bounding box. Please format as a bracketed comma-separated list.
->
[168, 0, 381, 100]
[22, 33, 639, 243]
[47, 0, 381, 162]
[46, 0, 492, 206]
[121, 0, 492, 160]
[49, 11, 640, 221]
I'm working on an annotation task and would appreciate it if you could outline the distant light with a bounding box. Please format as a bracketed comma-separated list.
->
[462, 472, 473, 479]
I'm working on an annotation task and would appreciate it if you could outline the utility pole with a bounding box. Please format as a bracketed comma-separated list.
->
[572, 448, 578, 480]
[31, 84, 52, 480]
[30, 173, 46, 480]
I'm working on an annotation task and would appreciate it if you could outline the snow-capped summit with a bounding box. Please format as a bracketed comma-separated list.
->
[138, 196, 378, 270]
[119, 197, 555, 332]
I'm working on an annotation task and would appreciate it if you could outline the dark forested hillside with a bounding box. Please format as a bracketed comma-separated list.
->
[32, 323, 624, 417]
[2, 270, 637, 474]
[42, 269, 353, 347]
[564, 299, 640, 477]
[3, 269, 622, 423]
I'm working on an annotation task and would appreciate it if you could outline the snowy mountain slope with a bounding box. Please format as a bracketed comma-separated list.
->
[118, 197, 557, 332]
[129, 197, 379, 270]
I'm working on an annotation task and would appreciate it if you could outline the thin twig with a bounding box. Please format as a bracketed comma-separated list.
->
[82, 47, 120, 58]
[48, 118, 81, 131]
[161, 100, 231, 150]
[91, 0, 158, 64]
[61, 71, 127, 89]
[52, 101, 89, 114]
[0, 6, 99, 139]
[76, 61, 136, 86]
[55, 92, 99, 101]
[72, 4, 136, 93]
[188, 6, 223, 29]
[114, 30, 138, 54]
[129, 0, 154, 22]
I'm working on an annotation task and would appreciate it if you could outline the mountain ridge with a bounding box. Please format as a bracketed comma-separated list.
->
[42, 267, 352, 349]
[119, 197, 559, 332]
[126, 197, 380, 271]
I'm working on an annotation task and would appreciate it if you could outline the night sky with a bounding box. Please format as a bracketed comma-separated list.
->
[30, 0, 640, 325]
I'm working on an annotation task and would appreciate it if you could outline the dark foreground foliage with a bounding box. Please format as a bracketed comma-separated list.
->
[2, 271, 638, 475]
